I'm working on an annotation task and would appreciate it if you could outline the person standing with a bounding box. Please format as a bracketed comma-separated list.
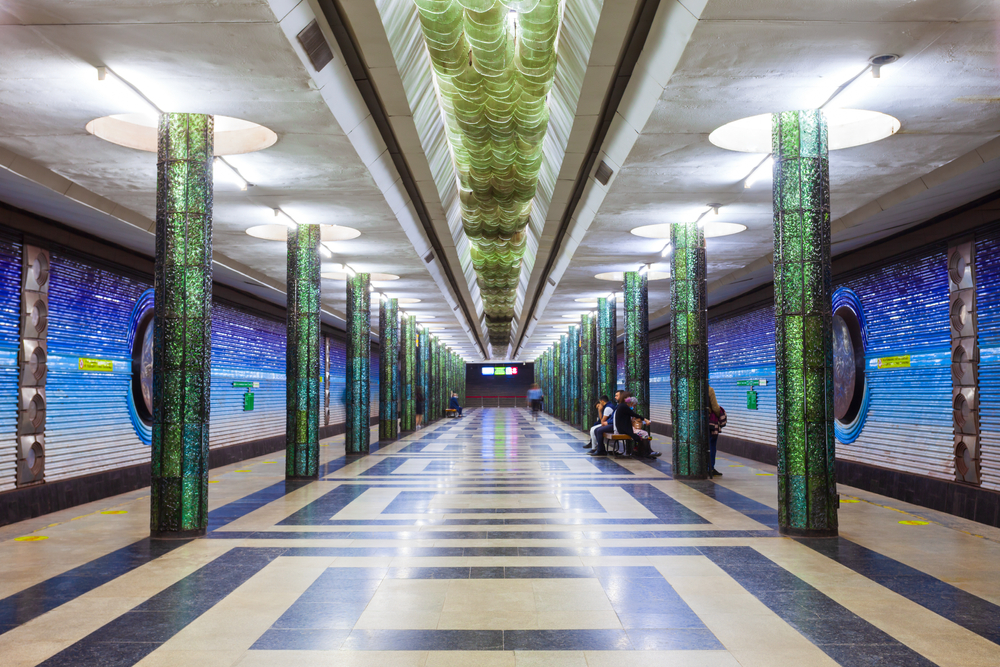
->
[708, 386, 725, 477]
[527, 383, 543, 419]
[415, 385, 425, 428]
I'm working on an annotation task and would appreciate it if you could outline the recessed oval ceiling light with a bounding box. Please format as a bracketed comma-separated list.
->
[709, 109, 900, 153]
[574, 297, 599, 304]
[321, 271, 398, 282]
[246, 224, 361, 242]
[561, 314, 587, 319]
[86, 114, 278, 155]
[631, 222, 746, 239]
[416, 315, 436, 320]
[595, 271, 670, 281]
[396, 298, 421, 304]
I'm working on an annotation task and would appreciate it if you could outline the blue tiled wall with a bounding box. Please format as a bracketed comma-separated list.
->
[0, 237, 20, 492]
[976, 230, 1000, 491]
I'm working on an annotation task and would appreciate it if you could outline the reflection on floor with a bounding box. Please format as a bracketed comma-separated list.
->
[2, 408, 1000, 666]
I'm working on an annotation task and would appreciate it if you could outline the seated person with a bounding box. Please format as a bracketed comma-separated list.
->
[613, 395, 660, 459]
[589, 391, 621, 456]
[448, 391, 462, 417]
[585, 396, 610, 450]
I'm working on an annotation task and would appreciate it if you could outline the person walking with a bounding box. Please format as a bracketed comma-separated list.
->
[415, 385, 425, 428]
[527, 383, 543, 419]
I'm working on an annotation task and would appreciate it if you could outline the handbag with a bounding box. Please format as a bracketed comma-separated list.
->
[709, 406, 726, 436]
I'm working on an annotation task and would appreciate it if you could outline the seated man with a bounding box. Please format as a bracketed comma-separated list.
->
[584, 396, 609, 450]
[589, 391, 621, 456]
[448, 391, 462, 417]
[613, 395, 660, 459]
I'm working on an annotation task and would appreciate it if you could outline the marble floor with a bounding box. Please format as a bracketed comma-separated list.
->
[2, 408, 1000, 666]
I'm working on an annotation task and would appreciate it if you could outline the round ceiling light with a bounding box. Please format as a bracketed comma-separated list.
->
[631, 222, 746, 239]
[594, 271, 670, 282]
[86, 114, 278, 155]
[321, 272, 398, 282]
[708, 109, 900, 153]
[246, 224, 361, 242]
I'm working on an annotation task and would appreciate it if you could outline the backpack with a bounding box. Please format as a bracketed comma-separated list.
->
[709, 406, 727, 437]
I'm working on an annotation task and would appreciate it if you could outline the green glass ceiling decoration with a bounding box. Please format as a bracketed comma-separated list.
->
[414, 0, 562, 348]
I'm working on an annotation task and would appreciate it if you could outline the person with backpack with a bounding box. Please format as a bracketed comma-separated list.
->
[708, 386, 726, 477]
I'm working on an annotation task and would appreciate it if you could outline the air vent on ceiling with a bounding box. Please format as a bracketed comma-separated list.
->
[547, 277, 557, 287]
[595, 160, 614, 186]
[424, 251, 435, 263]
[297, 20, 334, 72]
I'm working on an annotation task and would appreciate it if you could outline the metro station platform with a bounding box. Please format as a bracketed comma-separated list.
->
[2, 408, 999, 667]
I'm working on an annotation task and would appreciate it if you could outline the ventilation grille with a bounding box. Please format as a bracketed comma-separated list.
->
[595, 160, 614, 186]
[297, 20, 334, 72]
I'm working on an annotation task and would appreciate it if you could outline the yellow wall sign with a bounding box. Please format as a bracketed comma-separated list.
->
[876, 355, 911, 370]
[78, 358, 114, 372]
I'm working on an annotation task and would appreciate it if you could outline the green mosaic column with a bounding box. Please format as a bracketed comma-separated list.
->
[547, 346, 555, 414]
[624, 272, 650, 418]
[150, 113, 213, 538]
[430, 337, 440, 420]
[552, 339, 561, 419]
[459, 359, 466, 407]
[773, 109, 838, 537]
[400, 315, 416, 432]
[670, 221, 709, 479]
[285, 224, 321, 479]
[419, 327, 429, 421]
[580, 314, 596, 432]
[597, 297, 617, 401]
[568, 325, 580, 428]
[378, 297, 399, 442]
[345, 273, 371, 454]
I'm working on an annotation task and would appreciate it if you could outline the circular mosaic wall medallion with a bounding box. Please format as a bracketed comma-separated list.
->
[832, 287, 871, 444]
[126, 289, 155, 444]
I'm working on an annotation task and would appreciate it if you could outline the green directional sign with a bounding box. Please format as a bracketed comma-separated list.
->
[746, 389, 759, 410]
[242, 391, 255, 412]
[737, 379, 767, 387]
[232, 381, 260, 388]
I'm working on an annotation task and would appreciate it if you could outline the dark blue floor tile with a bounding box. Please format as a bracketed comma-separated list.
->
[272, 603, 367, 630]
[343, 629, 504, 651]
[388, 567, 471, 579]
[39, 641, 159, 666]
[252, 628, 352, 650]
[503, 629, 632, 650]
[470, 567, 506, 579]
[617, 612, 707, 629]
[627, 628, 724, 650]
[503, 566, 594, 578]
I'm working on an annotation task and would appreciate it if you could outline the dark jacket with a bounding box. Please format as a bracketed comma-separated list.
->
[449, 396, 461, 410]
[613, 403, 646, 440]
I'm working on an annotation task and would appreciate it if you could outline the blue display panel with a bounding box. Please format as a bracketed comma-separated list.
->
[0, 237, 20, 492]
[976, 230, 1000, 491]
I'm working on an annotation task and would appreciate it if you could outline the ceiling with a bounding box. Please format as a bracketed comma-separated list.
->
[1, 0, 998, 362]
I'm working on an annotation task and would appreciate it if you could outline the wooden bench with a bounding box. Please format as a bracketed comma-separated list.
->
[603, 433, 653, 456]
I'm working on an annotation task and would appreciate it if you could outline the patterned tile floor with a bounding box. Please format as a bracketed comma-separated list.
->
[2, 408, 1000, 666]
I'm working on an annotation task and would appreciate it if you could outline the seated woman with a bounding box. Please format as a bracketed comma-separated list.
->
[613, 396, 660, 459]
[448, 391, 462, 417]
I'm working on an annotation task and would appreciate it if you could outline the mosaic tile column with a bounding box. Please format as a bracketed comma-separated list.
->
[151, 113, 213, 538]
[568, 325, 580, 428]
[430, 337, 440, 421]
[624, 272, 650, 418]
[378, 297, 399, 442]
[597, 296, 617, 401]
[670, 222, 709, 480]
[345, 273, 371, 454]
[553, 339, 562, 420]
[773, 109, 838, 537]
[580, 314, 596, 432]
[285, 223, 321, 480]
[419, 327, 429, 420]
[400, 315, 416, 432]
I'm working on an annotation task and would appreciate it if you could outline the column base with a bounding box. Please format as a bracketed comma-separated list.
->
[674, 473, 710, 481]
[779, 526, 839, 538]
[286, 474, 320, 481]
[150, 527, 206, 540]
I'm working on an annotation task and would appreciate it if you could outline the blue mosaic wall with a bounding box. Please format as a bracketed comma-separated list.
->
[0, 237, 21, 492]
[649, 335, 670, 425]
[647, 247, 954, 483]
[976, 230, 1000, 491]
[39, 250, 354, 484]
